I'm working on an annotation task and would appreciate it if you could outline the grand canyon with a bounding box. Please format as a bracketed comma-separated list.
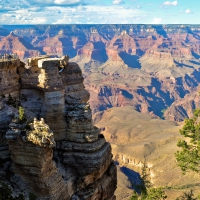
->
[1, 24, 200, 199]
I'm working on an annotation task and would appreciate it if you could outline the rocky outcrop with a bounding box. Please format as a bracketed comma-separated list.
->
[0, 56, 117, 199]
[0, 58, 21, 98]
[6, 119, 69, 200]
[0, 32, 40, 59]
[0, 58, 22, 160]
[164, 87, 200, 121]
[40, 37, 63, 56]
[108, 33, 137, 54]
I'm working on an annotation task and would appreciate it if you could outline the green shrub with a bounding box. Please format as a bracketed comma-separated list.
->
[0, 181, 25, 200]
[29, 192, 37, 200]
[176, 190, 199, 200]
[6, 94, 19, 108]
[18, 106, 25, 122]
[145, 188, 167, 200]
[130, 161, 167, 200]
[0, 181, 13, 200]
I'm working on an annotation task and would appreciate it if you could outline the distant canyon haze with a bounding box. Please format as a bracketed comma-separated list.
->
[1, 24, 200, 199]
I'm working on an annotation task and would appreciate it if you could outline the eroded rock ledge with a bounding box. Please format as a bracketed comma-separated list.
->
[0, 56, 117, 199]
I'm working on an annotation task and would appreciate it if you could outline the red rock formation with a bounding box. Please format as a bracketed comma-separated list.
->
[108, 33, 137, 54]
[1, 25, 200, 121]
[35, 37, 63, 56]
[164, 88, 200, 122]
[0, 32, 40, 59]
[106, 48, 124, 62]
[77, 42, 94, 58]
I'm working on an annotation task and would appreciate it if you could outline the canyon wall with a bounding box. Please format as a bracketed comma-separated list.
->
[1, 25, 200, 121]
[0, 56, 117, 199]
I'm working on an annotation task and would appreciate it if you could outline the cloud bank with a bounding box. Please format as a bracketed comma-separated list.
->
[163, 1, 178, 6]
[0, 0, 198, 24]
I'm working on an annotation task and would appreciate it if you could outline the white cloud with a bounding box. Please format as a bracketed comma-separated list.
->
[112, 0, 123, 5]
[28, 7, 42, 12]
[152, 17, 162, 24]
[30, 17, 47, 23]
[75, 21, 83, 24]
[15, 9, 29, 14]
[0, 4, 145, 24]
[74, 15, 83, 18]
[185, 9, 191, 14]
[163, 1, 178, 6]
[32, 17, 47, 23]
[16, 14, 22, 20]
[31, 0, 53, 3]
[0, 12, 47, 24]
[54, 0, 80, 5]
[71, 8, 77, 12]
[53, 18, 72, 24]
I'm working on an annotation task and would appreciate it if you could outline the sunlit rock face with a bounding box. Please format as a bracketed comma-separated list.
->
[0, 55, 117, 200]
[6, 119, 69, 200]
[0, 32, 40, 60]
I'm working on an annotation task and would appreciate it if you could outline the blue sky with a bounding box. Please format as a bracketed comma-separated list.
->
[0, 0, 199, 24]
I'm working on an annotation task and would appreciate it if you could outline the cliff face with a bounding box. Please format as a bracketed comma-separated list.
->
[0, 56, 117, 199]
[1, 25, 200, 121]
[0, 32, 40, 59]
[164, 87, 200, 121]
[0, 59, 21, 160]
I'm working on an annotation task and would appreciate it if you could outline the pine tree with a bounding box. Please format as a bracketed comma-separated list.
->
[175, 108, 200, 173]
[130, 161, 167, 200]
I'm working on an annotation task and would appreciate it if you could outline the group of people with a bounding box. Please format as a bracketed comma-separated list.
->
[0, 53, 19, 60]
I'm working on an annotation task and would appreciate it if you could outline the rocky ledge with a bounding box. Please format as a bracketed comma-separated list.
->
[0, 55, 117, 199]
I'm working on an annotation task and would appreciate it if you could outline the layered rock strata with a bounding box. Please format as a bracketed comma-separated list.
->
[6, 119, 69, 200]
[0, 32, 40, 59]
[0, 56, 117, 199]
[0, 58, 21, 160]
[0, 58, 20, 98]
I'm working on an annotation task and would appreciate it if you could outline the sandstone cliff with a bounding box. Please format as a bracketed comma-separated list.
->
[0, 56, 117, 199]
[0, 32, 40, 60]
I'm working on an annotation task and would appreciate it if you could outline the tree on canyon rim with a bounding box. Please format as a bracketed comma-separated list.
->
[175, 108, 200, 199]
[175, 108, 200, 173]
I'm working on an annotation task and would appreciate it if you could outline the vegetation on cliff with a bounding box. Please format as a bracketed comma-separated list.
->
[130, 161, 167, 200]
[175, 108, 200, 199]
[175, 108, 200, 173]
[0, 181, 37, 200]
[176, 190, 200, 200]
[130, 106, 200, 200]
[0, 181, 24, 200]
[26, 118, 56, 147]
[6, 94, 20, 108]
[18, 106, 25, 123]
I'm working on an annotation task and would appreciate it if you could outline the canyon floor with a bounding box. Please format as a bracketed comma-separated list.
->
[95, 107, 200, 199]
